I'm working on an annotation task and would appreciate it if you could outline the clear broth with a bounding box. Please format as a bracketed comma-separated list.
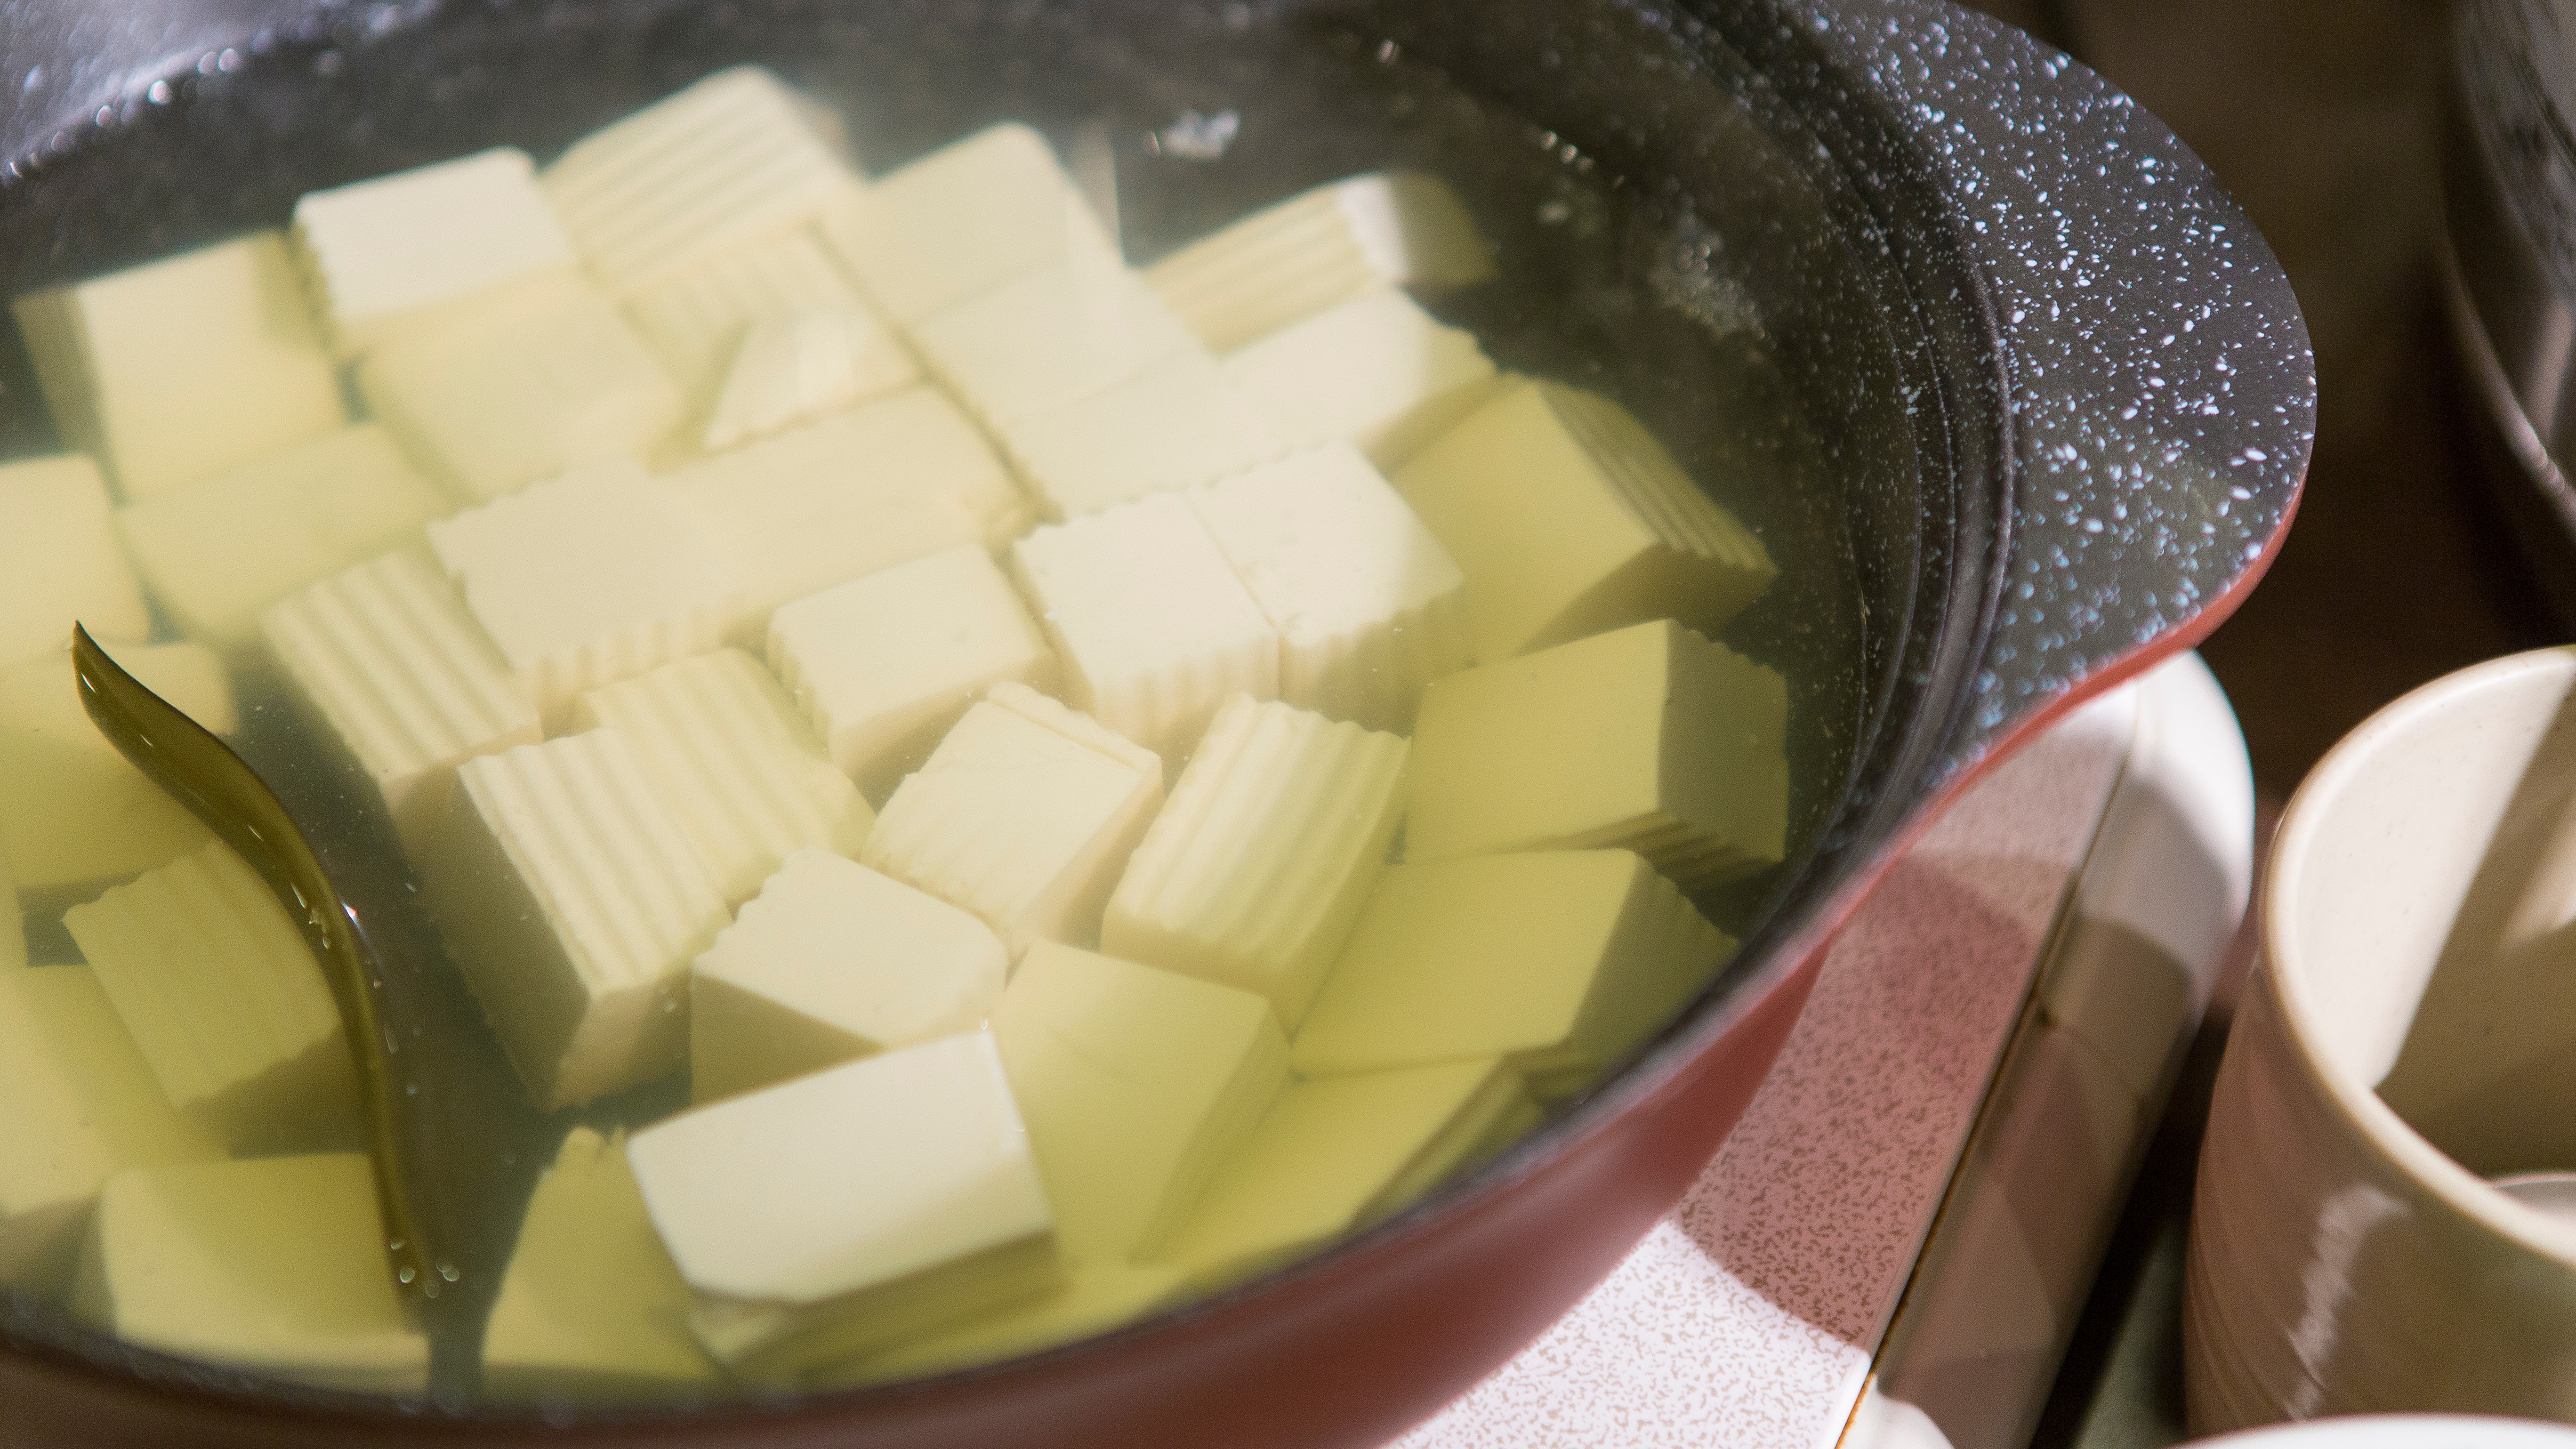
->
[0, 0, 1868, 1410]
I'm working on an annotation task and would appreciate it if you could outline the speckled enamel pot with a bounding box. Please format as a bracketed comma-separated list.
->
[0, 0, 2310, 1444]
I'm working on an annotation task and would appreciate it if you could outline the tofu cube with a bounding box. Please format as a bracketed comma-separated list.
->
[993, 941, 1288, 1264]
[1104, 696, 1409, 1030]
[667, 390, 1029, 627]
[11, 232, 346, 500]
[987, 680, 1166, 776]
[627, 229, 877, 398]
[428, 464, 743, 725]
[568, 650, 875, 903]
[64, 840, 360, 1156]
[700, 306, 919, 452]
[911, 263, 1200, 429]
[1009, 491, 1279, 758]
[1291, 851, 1736, 1099]
[293, 148, 579, 357]
[1219, 289, 1497, 467]
[1145, 171, 1496, 352]
[1188, 445, 1471, 733]
[0, 966, 222, 1294]
[628, 1031, 1059, 1379]
[0, 644, 237, 893]
[821, 122, 1119, 325]
[1394, 378, 1778, 661]
[72, 1154, 427, 1392]
[767, 544, 1056, 798]
[861, 686, 1162, 959]
[0, 455, 150, 669]
[259, 548, 543, 855]
[422, 730, 730, 1109]
[116, 425, 449, 649]
[995, 351, 1284, 521]
[691, 849, 1006, 1103]
[1156, 1057, 1537, 1287]
[483, 1127, 717, 1399]
[1407, 619, 1788, 886]
[544, 65, 863, 298]
[358, 274, 684, 503]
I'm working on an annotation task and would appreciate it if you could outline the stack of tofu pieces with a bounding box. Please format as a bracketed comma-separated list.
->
[0, 61, 1796, 1397]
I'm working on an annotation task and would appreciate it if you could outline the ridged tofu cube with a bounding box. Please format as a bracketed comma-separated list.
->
[568, 650, 874, 903]
[0, 644, 236, 892]
[700, 306, 919, 452]
[822, 123, 1119, 325]
[668, 390, 1028, 627]
[629, 1031, 1059, 1380]
[358, 274, 684, 503]
[0, 455, 150, 669]
[1189, 445, 1470, 733]
[1156, 1057, 1537, 1287]
[0, 966, 222, 1293]
[1145, 171, 1495, 352]
[428, 464, 743, 726]
[1395, 378, 1778, 661]
[1104, 697, 1408, 1030]
[422, 730, 731, 1109]
[1219, 290, 1496, 467]
[912, 263, 1200, 430]
[116, 425, 448, 649]
[691, 849, 1006, 1103]
[842, 1264, 1185, 1385]
[72, 1154, 427, 1392]
[544, 65, 862, 298]
[995, 351, 1283, 522]
[768, 545, 1056, 798]
[627, 230, 878, 398]
[11, 232, 346, 501]
[64, 840, 359, 1156]
[994, 942, 1288, 1264]
[1292, 851, 1735, 1099]
[483, 1127, 717, 1400]
[293, 148, 579, 357]
[1009, 492, 1278, 758]
[1407, 619, 1788, 886]
[861, 685, 1162, 959]
[260, 549, 542, 855]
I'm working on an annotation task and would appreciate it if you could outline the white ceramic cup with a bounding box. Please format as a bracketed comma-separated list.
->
[2187, 647, 2576, 1432]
